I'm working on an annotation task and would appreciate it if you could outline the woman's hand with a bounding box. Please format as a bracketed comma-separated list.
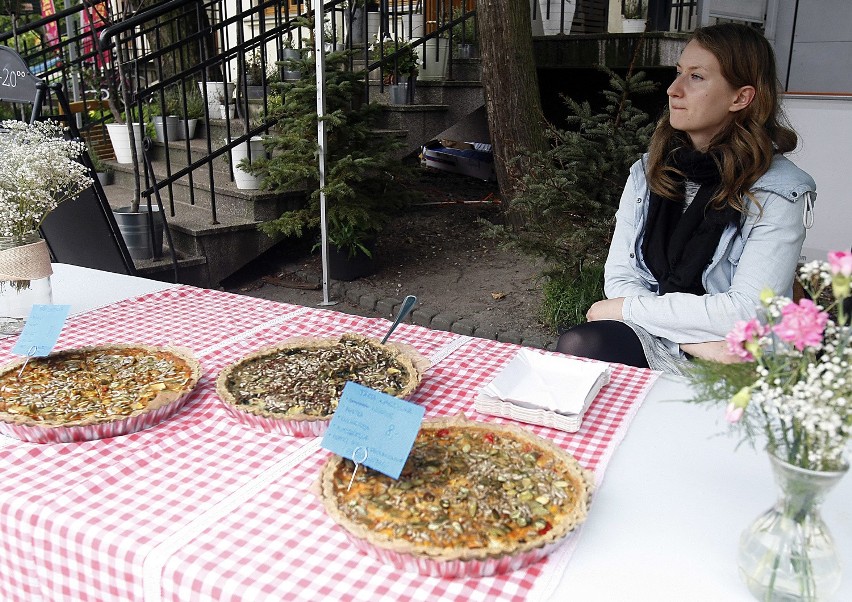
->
[680, 341, 743, 363]
[586, 298, 625, 321]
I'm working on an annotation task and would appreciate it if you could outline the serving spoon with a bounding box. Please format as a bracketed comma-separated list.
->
[381, 295, 417, 344]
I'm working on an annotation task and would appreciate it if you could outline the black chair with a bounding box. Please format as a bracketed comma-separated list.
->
[0, 46, 136, 276]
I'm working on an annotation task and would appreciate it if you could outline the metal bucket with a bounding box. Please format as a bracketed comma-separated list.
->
[113, 205, 164, 260]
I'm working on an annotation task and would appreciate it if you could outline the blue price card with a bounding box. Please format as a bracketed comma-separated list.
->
[321, 381, 425, 480]
[11, 304, 71, 357]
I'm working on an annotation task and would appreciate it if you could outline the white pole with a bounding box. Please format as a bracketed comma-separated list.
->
[314, 0, 337, 306]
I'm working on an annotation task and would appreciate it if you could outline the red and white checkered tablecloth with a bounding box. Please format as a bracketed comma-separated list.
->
[0, 286, 659, 602]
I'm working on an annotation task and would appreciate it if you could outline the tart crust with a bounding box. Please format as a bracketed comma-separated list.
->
[318, 416, 594, 574]
[0, 344, 200, 432]
[216, 334, 425, 430]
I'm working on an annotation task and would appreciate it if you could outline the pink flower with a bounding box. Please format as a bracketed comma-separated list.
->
[726, 319, 766, 361]
[773, 299, 829, 351]
[828, 250, 852, 277]
[829, 250, 852, 299]
[725, 402, 744, 423]
[725, 387, 751, 423]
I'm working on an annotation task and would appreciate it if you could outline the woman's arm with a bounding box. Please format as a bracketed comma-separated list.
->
[620, 192, 806, 343]
[603, 164, 658, 299]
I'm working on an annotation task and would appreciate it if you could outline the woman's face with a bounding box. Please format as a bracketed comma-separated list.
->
[667, 40, 753, 151]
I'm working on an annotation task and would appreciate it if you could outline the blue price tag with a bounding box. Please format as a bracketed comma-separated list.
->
[11, 304, 71, 357]
[321, 381, 425, 480]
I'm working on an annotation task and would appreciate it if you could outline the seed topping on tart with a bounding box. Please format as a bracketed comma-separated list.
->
[320, 419, 593, 561]
[0, 346, 198, 426]
[220, 334, 419, 419]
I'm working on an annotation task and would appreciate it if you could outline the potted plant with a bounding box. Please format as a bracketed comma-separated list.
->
[418, 25, 450, 81]
[373, 37, 419, 104]
[281, 36, 302, 82]
[451, 7, 477, 59]
[166, 84, 205, 140]
[230, 135, 267, 190]
[148, 101, 179, 143]
[622, 0, 647, 33]
[89, 143, 114, 186]
[246, 35, 418, 280]
[243, 49, 267, 99]
[103, 75, 164, 260]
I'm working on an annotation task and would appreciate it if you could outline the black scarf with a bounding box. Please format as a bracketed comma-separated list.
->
[641, 148, 740, 295]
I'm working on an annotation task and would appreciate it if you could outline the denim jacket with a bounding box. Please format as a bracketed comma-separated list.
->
[604, 154, 817, 353]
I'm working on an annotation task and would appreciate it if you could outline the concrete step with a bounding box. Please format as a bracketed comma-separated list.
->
[106, 155, 305, 222]
[101, 182, 287, 287]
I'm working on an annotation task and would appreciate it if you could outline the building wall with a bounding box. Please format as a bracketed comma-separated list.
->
[776, 0, 852, 92]
[784, 95, 852, 259]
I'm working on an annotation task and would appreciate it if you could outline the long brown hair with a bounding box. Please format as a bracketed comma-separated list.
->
[647, 23, 798, 212]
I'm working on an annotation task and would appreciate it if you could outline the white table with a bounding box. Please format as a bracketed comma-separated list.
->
[32, 265, 852, 600]
[50, 263, 179, 315]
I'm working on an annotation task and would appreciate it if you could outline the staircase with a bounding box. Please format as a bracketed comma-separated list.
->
[101, 55, 486, 289]
[101, 117, 307, 288]
[371, 56, 485, 158]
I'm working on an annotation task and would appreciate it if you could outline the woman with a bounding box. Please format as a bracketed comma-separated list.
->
[556, 23, 816, 374]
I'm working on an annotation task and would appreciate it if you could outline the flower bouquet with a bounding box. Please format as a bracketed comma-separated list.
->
[0, 120, 92, 240]
[688, 251, 851, 471]
[0, 120, 92, 333]
[686, 251, 851, 600]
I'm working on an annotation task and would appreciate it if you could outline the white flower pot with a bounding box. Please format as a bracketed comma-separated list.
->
[417, 38, 450, 81]
[622, 18, 646, 33]
[199, 81, 235, 115]
[230, 136, 266, 190]
[218, 104, 236, 119]
[106, 122, 145, 165]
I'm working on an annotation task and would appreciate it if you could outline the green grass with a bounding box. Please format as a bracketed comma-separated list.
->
[539, 264, 605, 332]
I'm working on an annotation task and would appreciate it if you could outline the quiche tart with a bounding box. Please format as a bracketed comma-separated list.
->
[318, 416, 594, 577]
[0, 344, 200, 444]
[216, 334, 425, 437]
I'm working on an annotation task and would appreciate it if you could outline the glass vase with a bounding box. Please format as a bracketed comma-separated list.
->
[737, 452, 848, 601]
[0, 231, 54, 336]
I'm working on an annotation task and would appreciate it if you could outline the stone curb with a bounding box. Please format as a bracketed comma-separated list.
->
[308, 270, 557, 351]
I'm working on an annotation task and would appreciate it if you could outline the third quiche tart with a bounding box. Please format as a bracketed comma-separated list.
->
[318, 416, 594, 577]
[216, 334, 425, 437]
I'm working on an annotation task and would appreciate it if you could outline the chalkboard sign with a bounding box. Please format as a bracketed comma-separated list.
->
[0, 45, 42, 104]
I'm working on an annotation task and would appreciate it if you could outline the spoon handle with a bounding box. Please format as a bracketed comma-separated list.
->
[381, 295, 417, 344]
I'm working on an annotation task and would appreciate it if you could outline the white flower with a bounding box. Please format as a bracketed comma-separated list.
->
[0, 120, 92, 239]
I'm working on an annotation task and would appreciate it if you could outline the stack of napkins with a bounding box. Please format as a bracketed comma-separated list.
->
[474, 348, 611, 432]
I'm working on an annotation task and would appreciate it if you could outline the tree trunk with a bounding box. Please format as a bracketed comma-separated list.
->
[476, 0, 547, 216]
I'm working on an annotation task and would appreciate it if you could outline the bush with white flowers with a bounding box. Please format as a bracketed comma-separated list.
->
[0, 120, 92, 239]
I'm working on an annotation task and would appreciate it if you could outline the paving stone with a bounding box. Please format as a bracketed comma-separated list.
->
[450, 319, 476, 336]
[496, 331, 523, 345]
[473, 325, 498, 340]
[411, 306, 439, 328]
[358, 294, 379, 311]
[343, 286, 362, 306]
[521, 336, 548, 350]
[430, 312, 456, 332]
[376, 297, 402, 318]
[294, 268, 318, 284]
